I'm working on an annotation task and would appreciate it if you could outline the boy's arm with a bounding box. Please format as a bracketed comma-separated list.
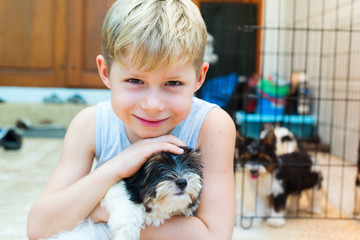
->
[27, 106, 114, 239]
[141, 107, 236, 240]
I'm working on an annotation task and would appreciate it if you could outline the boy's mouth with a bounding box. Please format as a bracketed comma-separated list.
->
[134, 116, 169, 128]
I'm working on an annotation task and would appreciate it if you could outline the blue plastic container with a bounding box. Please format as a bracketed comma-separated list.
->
[235, 111, 315, 140]
[200, 73, 237, 108]
[256, 97, 285, 116]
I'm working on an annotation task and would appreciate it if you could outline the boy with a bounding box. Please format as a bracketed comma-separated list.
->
[27, 0, 236, 239]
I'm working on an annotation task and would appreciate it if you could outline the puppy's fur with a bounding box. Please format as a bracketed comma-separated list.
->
[260, 124, 299, 155]
[235, 130, 323, 227]
[46, 148, 203, 240]
[354, 141, 360, 215]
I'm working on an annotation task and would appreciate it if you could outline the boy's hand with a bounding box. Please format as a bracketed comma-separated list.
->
[90, 135, 185, 224]
[105, 135, 186, 180]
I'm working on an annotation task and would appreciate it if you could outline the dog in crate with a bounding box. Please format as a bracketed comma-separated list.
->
[259, 123, 299, 155]
[354, 141, 360, 215]
[46, 147, 203, 240]
[235, 130, 323, 227]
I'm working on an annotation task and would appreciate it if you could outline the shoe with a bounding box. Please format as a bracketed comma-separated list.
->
[16, 118, 32, 130]
[0, 129, 22, 150]
[43, 94, 63, 104]
[67, 94, 87, 104]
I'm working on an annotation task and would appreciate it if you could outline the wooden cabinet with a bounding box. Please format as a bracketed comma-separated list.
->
[0, 0, 67, 87]
[0, 0, 114, 88]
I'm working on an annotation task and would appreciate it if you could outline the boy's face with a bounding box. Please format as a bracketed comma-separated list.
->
[97, 55, 208, 143]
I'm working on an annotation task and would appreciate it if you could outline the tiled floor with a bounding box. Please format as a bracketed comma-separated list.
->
[0, 138, 63, 240]
[1, 137, 360, 240]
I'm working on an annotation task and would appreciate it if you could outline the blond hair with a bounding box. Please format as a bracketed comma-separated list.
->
[102, 0, 207, 73]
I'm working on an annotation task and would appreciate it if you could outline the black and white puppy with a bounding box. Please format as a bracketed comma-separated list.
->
[354, 141, 360, 215]
[47, 147, 203, 240]
[235, 131, 323, 227]
[259, 124, 298, 155]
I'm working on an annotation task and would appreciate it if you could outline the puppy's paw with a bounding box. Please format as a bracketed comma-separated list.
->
[266, 217, 285, 227]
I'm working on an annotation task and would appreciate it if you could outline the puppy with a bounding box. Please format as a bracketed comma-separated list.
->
[235, 130, 323, 227]
[46, 147, 203, 240]
[354, 141, 360, 215]
[234, 125, 298, 171]
[259, 124, 298, 155]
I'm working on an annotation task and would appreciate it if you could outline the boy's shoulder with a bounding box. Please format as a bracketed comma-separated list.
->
[197, 105, 236, 147]
[67, 105, 97, 133]
[73, 105, 97, 123]
[192, 97, 218, 110]
[192, 97, 233, 124]
[199, 99, 235, 134]
[186, 97, 219, 124]
[64, 105, 97, 152]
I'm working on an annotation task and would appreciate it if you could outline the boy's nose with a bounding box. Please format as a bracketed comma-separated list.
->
[140, 88, 165, 112]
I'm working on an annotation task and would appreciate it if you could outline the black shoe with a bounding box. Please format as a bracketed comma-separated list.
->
[0, 129, 22, 150]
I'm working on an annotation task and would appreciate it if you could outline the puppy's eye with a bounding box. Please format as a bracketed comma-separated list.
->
[155, 168, 163, 175]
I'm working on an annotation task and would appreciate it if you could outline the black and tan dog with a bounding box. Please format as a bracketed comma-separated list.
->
[235, 130, 323, 227]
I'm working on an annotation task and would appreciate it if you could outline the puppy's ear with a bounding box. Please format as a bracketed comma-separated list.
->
[236, 130, 246, 142]
[179, 146, 198, 156]
[261, 129, 276, 148]
[179, 146, 191, 152]
[235, 131, 248, 161]
[262, 122, 273, 131]
[177, 147, 201, 162]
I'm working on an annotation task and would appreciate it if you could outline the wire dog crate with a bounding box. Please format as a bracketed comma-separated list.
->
[199, 0, 360, 228]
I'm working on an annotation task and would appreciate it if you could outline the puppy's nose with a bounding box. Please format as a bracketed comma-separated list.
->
[250, 169, 258, 175]
[175, 179, 187, 190]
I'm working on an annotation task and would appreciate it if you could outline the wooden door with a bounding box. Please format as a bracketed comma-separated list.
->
[66, 0, 115, 88]
[0, 0, 67, 87]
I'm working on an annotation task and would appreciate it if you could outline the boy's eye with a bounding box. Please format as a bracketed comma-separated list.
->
[165, 81, 182, 86]
[127, 78, 143, 84]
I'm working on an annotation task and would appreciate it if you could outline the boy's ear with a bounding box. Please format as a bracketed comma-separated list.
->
[194, 62, 209, 92]
[96, 55, 111, 89]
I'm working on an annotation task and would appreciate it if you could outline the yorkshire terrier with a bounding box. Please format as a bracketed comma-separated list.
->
[236, 130, 323, 227]
[354, 141, 360, 215]
[47, 147, 203, 240]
